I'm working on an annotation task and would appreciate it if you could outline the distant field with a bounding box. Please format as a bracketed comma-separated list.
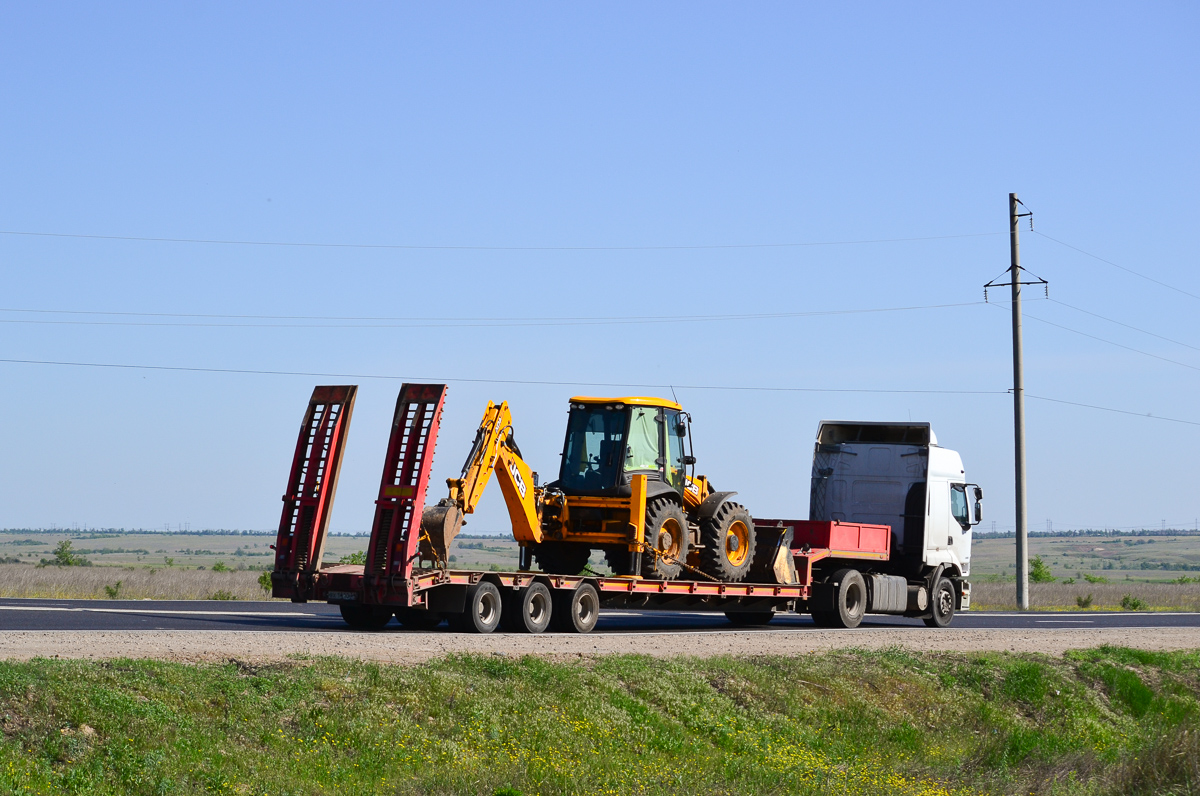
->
[970, 532, 1200, 582]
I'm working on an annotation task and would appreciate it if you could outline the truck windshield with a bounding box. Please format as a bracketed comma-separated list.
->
[950, 484, 971, 530]
[559, 405, 626, 491]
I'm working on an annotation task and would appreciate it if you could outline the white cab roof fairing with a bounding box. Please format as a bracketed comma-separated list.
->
[815, 421, 938, 447]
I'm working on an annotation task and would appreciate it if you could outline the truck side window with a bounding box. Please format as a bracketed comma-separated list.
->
[950, 484, 970, 531]
[626, 407, 662, 473]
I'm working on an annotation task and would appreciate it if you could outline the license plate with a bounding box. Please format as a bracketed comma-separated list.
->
[327, 591, 357, 601]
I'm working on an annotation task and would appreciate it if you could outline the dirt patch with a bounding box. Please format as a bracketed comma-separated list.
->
[2, 627, 1199, 663]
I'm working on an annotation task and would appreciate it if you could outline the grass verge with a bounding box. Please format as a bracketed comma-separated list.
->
[0, 564, 269, 600]
[1, 648, 1198, 795]
[970, 580, 1200, 611]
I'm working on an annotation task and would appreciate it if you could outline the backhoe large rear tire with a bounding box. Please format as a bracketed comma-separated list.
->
[532, 542, 592, 576]
[698, 502, 756, 582]
[642, 498, 688, 580]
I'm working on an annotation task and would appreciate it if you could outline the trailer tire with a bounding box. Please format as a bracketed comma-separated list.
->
[642, 498, 688, 579]
[533, 542, 592, 576]
[339, 604, 394, 631]
[810, 610, 837, 627]
[698, 502, 756, 582]
[923, 577, 956, 628]
[394, 607, 444, 630]
[451, 581, 503, 634]
[501, 582, 553, 634]
[551, 582, 600, 634]
[725, 610, 774, 627]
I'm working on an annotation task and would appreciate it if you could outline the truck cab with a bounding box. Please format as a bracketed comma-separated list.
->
[808, 421, 981, 583]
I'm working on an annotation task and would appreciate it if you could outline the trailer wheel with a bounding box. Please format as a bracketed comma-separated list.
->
[395, 607, 444, 631]
[551, 582, 600, 633]
[820, 568, 866, 629]
[339, 604, 394, 630]
[725, 610, 774, 627]
[923, 578, 956, 628]
[452, 581, 503, 634]
[810, 610, 837, 627]
[502, 582, 553, 634]
[698, 502, 756, 582]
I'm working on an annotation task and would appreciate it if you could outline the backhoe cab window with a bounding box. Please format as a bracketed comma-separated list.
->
[950, 484, 971, 531]
[560, 406, 627, 491]
[665, 409, 686, 490]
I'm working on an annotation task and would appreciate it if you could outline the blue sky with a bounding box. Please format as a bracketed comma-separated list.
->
[1, 3, 1197, 535]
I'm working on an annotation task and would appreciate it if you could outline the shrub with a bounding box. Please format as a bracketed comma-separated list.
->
[211, 561, 230, 573]
[1029, 555, 1056, 583]
[257, 570, 273, 594]
[209, 590, 234, 601]
[1120, 594, 1147, 611]
[103, 581, 123, 599]
[1076, 593, 1093, 609]
[339, 550, 367, 565]
[1084, 573, 1109, 584]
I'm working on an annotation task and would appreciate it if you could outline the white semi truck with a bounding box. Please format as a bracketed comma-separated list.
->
[806, 421, 981, 627]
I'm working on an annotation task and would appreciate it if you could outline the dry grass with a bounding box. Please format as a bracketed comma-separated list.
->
[972, 580, 1200, 611]
[0, 564, 270, 600]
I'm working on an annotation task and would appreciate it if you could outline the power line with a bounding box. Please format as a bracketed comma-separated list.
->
[1033, 230, 1200, 302]
[4, 356, 1196, 428]
[0, 356, 1007, 395]
[988, 302, 1200, 374]
[0, 228, 1003, 252]
[1026, 394, 1200, 428]
[1049, 298, 1200, 353]
[0, 301, 983, 329]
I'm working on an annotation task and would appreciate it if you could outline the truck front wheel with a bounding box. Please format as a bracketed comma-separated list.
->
[923, 578, 956, 628]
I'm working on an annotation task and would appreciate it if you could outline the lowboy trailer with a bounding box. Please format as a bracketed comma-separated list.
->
[270, 384, 980, 632]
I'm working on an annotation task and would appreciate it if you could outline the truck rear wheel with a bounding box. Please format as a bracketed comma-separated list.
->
[533, 542, 591, 576]
[502, 582, 553, 634]
[698, 502, 756, 582]
[923, 578, 956, 628]
[551, 582, 600, 633]
[339, 604, 394, 630]
[814, 568, 866, 629]
[642, 498, 688, 579]
[452, 581, 503, 634]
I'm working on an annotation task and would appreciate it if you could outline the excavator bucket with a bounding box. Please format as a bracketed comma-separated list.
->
[420, 501, 464, 563]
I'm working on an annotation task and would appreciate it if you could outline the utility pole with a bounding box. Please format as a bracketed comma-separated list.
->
[985, 194, 1044, 610]
[1009, 193, 1030, 611]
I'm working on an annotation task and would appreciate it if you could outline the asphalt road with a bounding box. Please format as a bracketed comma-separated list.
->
[1, 598, 1196, 634]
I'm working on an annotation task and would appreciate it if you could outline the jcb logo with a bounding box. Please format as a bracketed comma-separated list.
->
[509, 461, 527, 498]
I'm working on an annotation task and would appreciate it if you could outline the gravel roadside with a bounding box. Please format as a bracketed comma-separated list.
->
[3, 627, 1199, 663]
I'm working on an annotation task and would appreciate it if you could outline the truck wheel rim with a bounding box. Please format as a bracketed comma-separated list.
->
[575, 591, 597, 625]
[478, 591, 498, 625]
[528, 591, 549, 625]
[726, 521, 750, 567]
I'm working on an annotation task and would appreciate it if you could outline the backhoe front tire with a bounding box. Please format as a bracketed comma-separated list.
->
[698, 502, 756, 582]
[642, 498, 688, 580]
[533, 542, 592, 576]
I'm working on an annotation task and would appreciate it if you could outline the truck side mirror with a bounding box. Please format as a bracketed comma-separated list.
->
[968, 484, 983, 524]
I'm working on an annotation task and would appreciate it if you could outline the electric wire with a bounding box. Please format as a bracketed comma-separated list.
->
[1033, 230, 1200, 302]
[0, 356, 1006, 395]
[987, 302, 1200, 374]
[0, 301, 984, 329]
[1047, 298, 1200, 353]
[1025, 394, 1200, 428]
[0, 228, 1003, 252]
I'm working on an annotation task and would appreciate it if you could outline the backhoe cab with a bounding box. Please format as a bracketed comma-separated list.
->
[422, 396, 759, 582]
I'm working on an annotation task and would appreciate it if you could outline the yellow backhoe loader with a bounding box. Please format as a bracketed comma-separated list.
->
[420, 396, 759, 581]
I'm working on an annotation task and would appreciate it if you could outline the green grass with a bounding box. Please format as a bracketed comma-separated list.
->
[0, 648, 1198, 795]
